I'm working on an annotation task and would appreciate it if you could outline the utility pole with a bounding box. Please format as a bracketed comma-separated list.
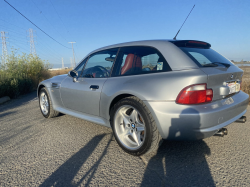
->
[70, 57, 73, 69]
[62, 57, 64, 69]
[28, 28, 36, 55]
[68, 42, 76, 67]
[1, 31, 8, 66]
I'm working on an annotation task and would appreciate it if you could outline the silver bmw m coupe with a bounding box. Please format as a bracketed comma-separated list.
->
[38, 40, 249, 155]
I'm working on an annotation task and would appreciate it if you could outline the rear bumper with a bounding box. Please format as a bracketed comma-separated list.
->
[144, 91, 249, 140]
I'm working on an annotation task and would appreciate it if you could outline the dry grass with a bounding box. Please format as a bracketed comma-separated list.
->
[48, 69, 72, 77]
[240, 66, 250, 104]
[242, 80, 250, 95]
[240, 66, 250, 79]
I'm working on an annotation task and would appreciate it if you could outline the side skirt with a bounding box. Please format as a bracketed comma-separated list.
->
[55, 107, 111, 128]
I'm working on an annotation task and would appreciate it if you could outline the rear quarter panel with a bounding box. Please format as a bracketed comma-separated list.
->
[100, 69, 208, 120]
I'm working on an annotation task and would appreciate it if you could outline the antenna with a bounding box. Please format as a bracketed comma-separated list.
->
[173, 5, 195, 40]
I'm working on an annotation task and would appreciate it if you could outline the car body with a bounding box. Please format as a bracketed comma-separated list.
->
[38, 39, 249, 155]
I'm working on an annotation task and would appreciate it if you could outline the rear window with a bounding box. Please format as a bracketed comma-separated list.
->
[179, 47, 233, 68]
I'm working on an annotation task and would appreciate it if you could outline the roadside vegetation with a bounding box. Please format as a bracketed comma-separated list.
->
[0, 51, 50, 98]
[0, 50, 71, 99]
[241, 66, 250, 103]
[48, 69, 71, 77]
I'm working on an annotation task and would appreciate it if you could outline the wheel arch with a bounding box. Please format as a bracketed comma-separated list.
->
[109, 94, 134, 115]
[37, 84, 45, 97]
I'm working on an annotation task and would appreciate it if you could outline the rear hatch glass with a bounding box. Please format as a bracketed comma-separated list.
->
[179, 47, 233, 68]
[172, 40, 243, 101]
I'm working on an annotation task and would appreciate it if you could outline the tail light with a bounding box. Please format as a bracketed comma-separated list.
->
[176, 84, 213, 104]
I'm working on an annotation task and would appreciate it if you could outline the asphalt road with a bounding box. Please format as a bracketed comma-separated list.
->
[0, 92, 250, 187]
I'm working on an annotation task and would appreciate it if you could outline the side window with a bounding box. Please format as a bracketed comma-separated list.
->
[114, 46, 171, 76]
[74, 58, 88, 76]
[141, 54, 162, 70]
[81, 48, 118, 78]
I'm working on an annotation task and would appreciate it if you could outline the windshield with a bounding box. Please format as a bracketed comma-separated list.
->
[179, 47, 233, 68]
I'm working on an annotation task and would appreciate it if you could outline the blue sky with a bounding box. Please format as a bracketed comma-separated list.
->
[0, 0, 250, 68]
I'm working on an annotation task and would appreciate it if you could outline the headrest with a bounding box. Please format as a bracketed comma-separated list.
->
[121, 54, 142, 75]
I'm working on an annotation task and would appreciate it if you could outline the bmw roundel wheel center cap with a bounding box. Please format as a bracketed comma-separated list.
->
[131, 123, 135, 129]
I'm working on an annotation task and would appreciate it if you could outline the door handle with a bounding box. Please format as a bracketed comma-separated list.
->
[90, 85, 99, 90]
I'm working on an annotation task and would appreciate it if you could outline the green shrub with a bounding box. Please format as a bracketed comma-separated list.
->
[0, 50, 51, 98]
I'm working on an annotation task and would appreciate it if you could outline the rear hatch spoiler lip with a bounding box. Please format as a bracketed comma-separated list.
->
[170, 40, 211, 49]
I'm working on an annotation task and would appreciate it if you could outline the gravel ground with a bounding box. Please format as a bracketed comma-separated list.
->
[0, 92, 249, 187]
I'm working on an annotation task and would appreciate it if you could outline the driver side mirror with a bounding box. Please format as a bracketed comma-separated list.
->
[69, 70, 78, 82]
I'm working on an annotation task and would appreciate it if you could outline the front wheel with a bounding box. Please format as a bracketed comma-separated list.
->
[110, 96, 162, 156]
[39, 87, 59, 118]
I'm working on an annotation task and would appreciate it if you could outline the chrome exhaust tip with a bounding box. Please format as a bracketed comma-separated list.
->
[222, 128, 228, 135]
[214, 128, 228, 137]
[214, 130, 224, 137]
[235, 116, 247, 123]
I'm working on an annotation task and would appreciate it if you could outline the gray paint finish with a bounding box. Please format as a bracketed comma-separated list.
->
[38, 75, 67, 108]
[60, 76, 107, 116]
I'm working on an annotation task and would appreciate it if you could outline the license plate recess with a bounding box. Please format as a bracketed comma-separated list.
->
[226, 81, 240, 94]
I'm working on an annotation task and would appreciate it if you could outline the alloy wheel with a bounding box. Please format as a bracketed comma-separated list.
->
[114, 105, 146, 150]
[40, 92, 49, 115]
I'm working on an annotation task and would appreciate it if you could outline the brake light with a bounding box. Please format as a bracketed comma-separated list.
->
[188, 41, 207, 45]
[176, 84, 213, 104]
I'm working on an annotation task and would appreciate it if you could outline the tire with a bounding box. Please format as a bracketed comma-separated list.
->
[39, 87, 59, 118]
[110, 96, 162, 156]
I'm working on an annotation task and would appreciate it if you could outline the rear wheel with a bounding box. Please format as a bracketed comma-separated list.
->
[110, 96, 162, 156]
[39, 87, 59, 118]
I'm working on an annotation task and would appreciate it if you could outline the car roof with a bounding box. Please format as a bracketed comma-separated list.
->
[90, 39, 210, 54]
[91, 39, 176, 54]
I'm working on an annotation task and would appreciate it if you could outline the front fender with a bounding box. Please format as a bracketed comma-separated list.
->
[37, 80, 52, 97]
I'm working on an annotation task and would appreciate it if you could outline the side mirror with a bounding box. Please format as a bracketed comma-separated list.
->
[69, 70, 78, 82]
[69, 70, 78, 78]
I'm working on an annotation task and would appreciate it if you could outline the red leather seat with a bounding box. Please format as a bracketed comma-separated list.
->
[121, 54, 142, 75]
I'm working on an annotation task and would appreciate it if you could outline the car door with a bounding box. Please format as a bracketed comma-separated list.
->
[60, 48, 119, 116]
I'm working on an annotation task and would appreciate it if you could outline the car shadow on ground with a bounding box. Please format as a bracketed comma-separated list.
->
[141, 108, 215, 187]
[141, 140, 215, 187]
[39, 133, 112, 187]
[0, 111, 17, 118]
